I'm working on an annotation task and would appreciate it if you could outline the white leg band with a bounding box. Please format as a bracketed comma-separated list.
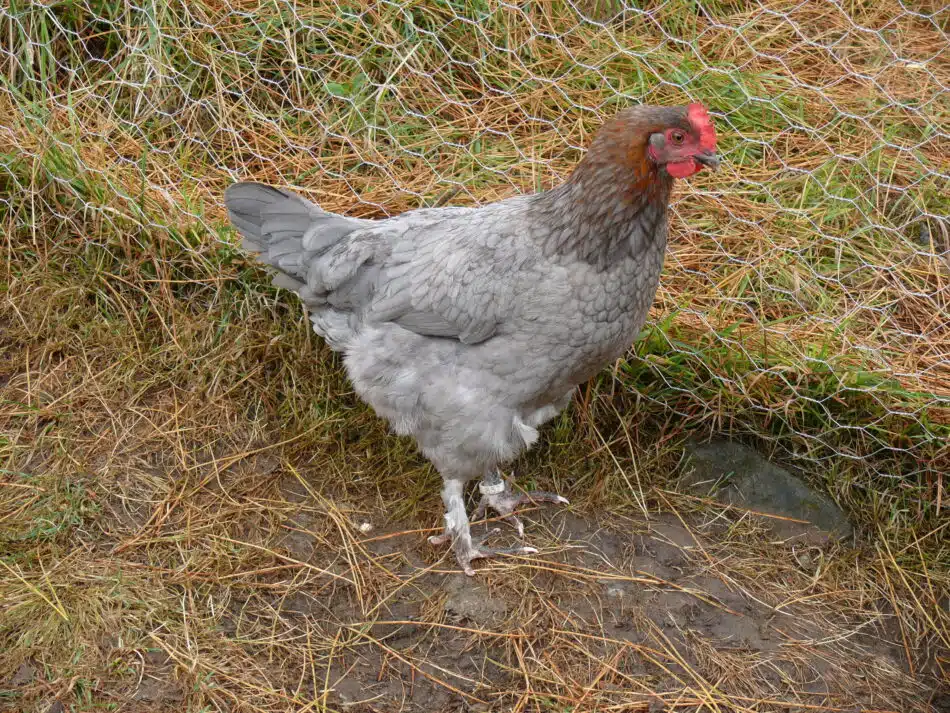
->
[479, 478, 506, 496]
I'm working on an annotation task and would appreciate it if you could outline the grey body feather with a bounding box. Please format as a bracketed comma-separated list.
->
[224, 148, 671, 481]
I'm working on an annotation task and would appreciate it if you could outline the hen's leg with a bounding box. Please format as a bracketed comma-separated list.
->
[472, 469, 569, 537]
[427, 478, 537, 576]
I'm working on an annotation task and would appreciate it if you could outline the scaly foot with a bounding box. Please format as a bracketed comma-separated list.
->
[455, 529, 538, 576]
[472, 471, 569, 538]
[430, 527, 538, 575]
[427, 475, 564, 575]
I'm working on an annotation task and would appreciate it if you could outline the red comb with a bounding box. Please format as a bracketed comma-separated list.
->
[687, 103, 717, 152]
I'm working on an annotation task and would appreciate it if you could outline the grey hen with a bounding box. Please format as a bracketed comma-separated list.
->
[224, 103, 719, 575]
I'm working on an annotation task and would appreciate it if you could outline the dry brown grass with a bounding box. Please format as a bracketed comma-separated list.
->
[1, 0, 948, 711]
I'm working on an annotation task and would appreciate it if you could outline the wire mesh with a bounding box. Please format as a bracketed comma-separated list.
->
[1, 1, 947, 505]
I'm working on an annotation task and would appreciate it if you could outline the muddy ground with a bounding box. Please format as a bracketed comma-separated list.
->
[45, 467, 929, 713]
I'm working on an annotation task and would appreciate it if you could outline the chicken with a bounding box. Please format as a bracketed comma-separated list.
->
[224, 103, 719, 575]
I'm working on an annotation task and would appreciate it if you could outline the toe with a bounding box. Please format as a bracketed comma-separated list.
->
[480, 543, 538, 557]
[472, 527, 502, 548]
[504, 515, 525, 538]
[428, 533, 452, 547]
[459, 542, 539, 573]
[519, 491, 570, 506]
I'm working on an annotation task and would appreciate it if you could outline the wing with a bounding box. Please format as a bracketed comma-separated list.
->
[229, 181, 533, 347]
[365, 202, 532, 345]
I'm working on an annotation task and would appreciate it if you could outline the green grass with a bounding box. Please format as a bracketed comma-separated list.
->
[1, 0, 948, 711]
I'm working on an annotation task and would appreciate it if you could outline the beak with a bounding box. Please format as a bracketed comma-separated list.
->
[695, 151, 720, 170]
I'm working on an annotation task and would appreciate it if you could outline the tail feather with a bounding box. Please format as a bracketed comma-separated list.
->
[223, 182, 366, 294]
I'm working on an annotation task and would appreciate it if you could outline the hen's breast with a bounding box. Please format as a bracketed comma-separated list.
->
[469, 238, 666, 411]
[559, 241, 665, 372]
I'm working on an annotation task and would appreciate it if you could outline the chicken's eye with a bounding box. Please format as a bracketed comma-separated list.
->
[670, 130, 685, 145]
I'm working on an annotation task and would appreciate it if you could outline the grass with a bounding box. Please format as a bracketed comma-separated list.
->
[1, 0, 948, 711]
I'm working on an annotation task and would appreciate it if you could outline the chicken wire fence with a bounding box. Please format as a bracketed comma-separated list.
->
[1, 2, 947, 500]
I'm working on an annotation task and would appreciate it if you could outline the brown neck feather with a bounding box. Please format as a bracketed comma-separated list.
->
[531, 106, 683, 268]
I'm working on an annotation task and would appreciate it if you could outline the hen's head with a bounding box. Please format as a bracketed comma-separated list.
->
[646, 103, 719, 178]
[579, 103, 720, 185]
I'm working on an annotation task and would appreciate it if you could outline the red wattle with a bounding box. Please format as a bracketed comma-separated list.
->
[666, 158, 699, 178]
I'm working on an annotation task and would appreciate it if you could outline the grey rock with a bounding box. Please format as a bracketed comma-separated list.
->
[10, 661, 34, 686]
[682, 440, 852, 543]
